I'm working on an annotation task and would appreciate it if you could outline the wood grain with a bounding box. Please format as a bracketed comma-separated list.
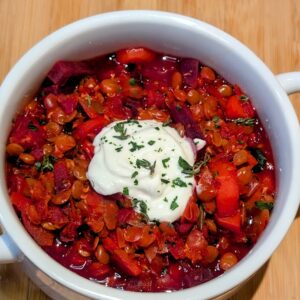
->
[0, 0, 300, 299]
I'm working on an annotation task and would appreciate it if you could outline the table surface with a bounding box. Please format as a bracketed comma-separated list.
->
[0, 0, 300, 299]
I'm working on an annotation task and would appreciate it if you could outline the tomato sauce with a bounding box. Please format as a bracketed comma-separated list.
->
[5, 48, 276, 292]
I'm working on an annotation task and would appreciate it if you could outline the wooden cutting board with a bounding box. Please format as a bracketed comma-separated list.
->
[0, 1, 299, 299]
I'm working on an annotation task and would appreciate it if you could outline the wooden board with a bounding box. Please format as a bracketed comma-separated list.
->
[0, 0, 299, 299]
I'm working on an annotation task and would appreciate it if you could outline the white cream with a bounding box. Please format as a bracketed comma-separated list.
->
[87, 119, 205, 223]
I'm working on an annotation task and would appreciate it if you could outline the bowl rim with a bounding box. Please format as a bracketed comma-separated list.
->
[1, 10, 300, 300]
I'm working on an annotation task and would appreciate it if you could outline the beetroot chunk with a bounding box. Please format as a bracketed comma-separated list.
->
[180, 58, 199, 88]
[54, 160, 72, 193]
[168, 104, 204, 139]
[47, 61, 93, 86]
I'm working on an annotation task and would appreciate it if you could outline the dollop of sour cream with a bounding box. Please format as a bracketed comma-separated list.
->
[87, 120, 205, 223]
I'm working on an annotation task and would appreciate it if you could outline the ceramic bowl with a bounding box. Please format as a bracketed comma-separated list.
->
[0, 10, 300, 300]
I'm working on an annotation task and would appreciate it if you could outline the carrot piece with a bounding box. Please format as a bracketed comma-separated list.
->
[116, 47, 156, 64]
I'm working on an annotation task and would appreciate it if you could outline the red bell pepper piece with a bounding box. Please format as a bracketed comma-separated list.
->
[225, 95, 255, 119]
[74, 116, 109, 141]
[226, 95, 247, 118]
[116, 47, 156, 64]
[80, 139, 94, 160]
[215, 211, 241, 233]
[210, 160, 239, 217]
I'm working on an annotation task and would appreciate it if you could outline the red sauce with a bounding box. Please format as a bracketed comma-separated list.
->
[5, 47, 276, 292]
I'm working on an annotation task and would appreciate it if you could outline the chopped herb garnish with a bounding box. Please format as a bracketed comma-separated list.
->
[28, 122, 37, 131]
[179, 154, 210, 176]
[131, 171, 138, 178]
[123, 187, 129, 196]
[155, 127, 160, 131]
[132, 198, 148, 216]
[162, 157, 170, 168]
[250, 148, 267, 173]
[134, 179, 139, 186]
[161, 178, 170, 184]
[178, 156, 193, 174]
[115, 146, 123, 152]
[39, 119, 47, 125]
[113, 122, 129, 140]
[255, 201, 274, 210]
[232, 118, 256, 126]
[139, 200, 148, 216]
[212, 116, 220, 123]
[240, 95, 249, 102]
[170, 196, 179, 210]
[212, 116, 220, 128]
[129, 78, 136, 86]
[172, 177, 187, 187]
[148, 140, 155, 146]
[35, 155, 56, 172]
[163, 197, 168, 203]
[129, 141, 144, 152]
[86, 95, 92, 107]
[136, 159, 156, 175]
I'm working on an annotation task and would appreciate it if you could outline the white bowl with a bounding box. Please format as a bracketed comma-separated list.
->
[1, 10, 300, 300]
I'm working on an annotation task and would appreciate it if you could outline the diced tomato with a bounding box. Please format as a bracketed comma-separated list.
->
[112, 249, 142, 276]
[225, 95, 248, 118]
[210, 160, 239, 217]
[116, 47, 156, 64]
[80, 139, 94, 160]
[87, 262, 111, 280]
[215, 211, 241, 233]
[74, 115, 109, 141]
[11, 192, 31, 211]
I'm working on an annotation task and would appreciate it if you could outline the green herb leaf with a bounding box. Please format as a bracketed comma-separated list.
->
[86, 95, 92, 107]
[28, 122, 37, 131]
[161, 178, 170, 184]
[172, 177, 187, 187]
[170, 196, 179, 210]
[139, 200, 148, 215]
[132, 198, 148, 217]
[162, 157, 170, 168]
[131, 171, 138, 178]
[148, 140, 155, 146]
[192, 153, 211, 175]
[136, 159, 156, 175]
[212, 116, 220, 123]
[129, 141, 144, 152]
[39, 119, 47, 125]
[35, 155, 56, 172]
[255, 201, 273, 210]
[240, 95, 249, 102]
[113, 122, 129, 140]
[163, 197, 168, 203]
[123, 187, 129, 196]
[134, 179, 139, 186]
[179, 153, 211, 176]
[129, 78, 136, 86]
[178, 156, 193, 174]
[232, 118, 256, 126]
[115, 146, 123, 152]
[250, 148, 267, 173]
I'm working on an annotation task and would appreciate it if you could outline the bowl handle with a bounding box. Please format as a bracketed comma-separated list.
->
[0, 229, 22, 263]
[276, 72, 300, 94]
